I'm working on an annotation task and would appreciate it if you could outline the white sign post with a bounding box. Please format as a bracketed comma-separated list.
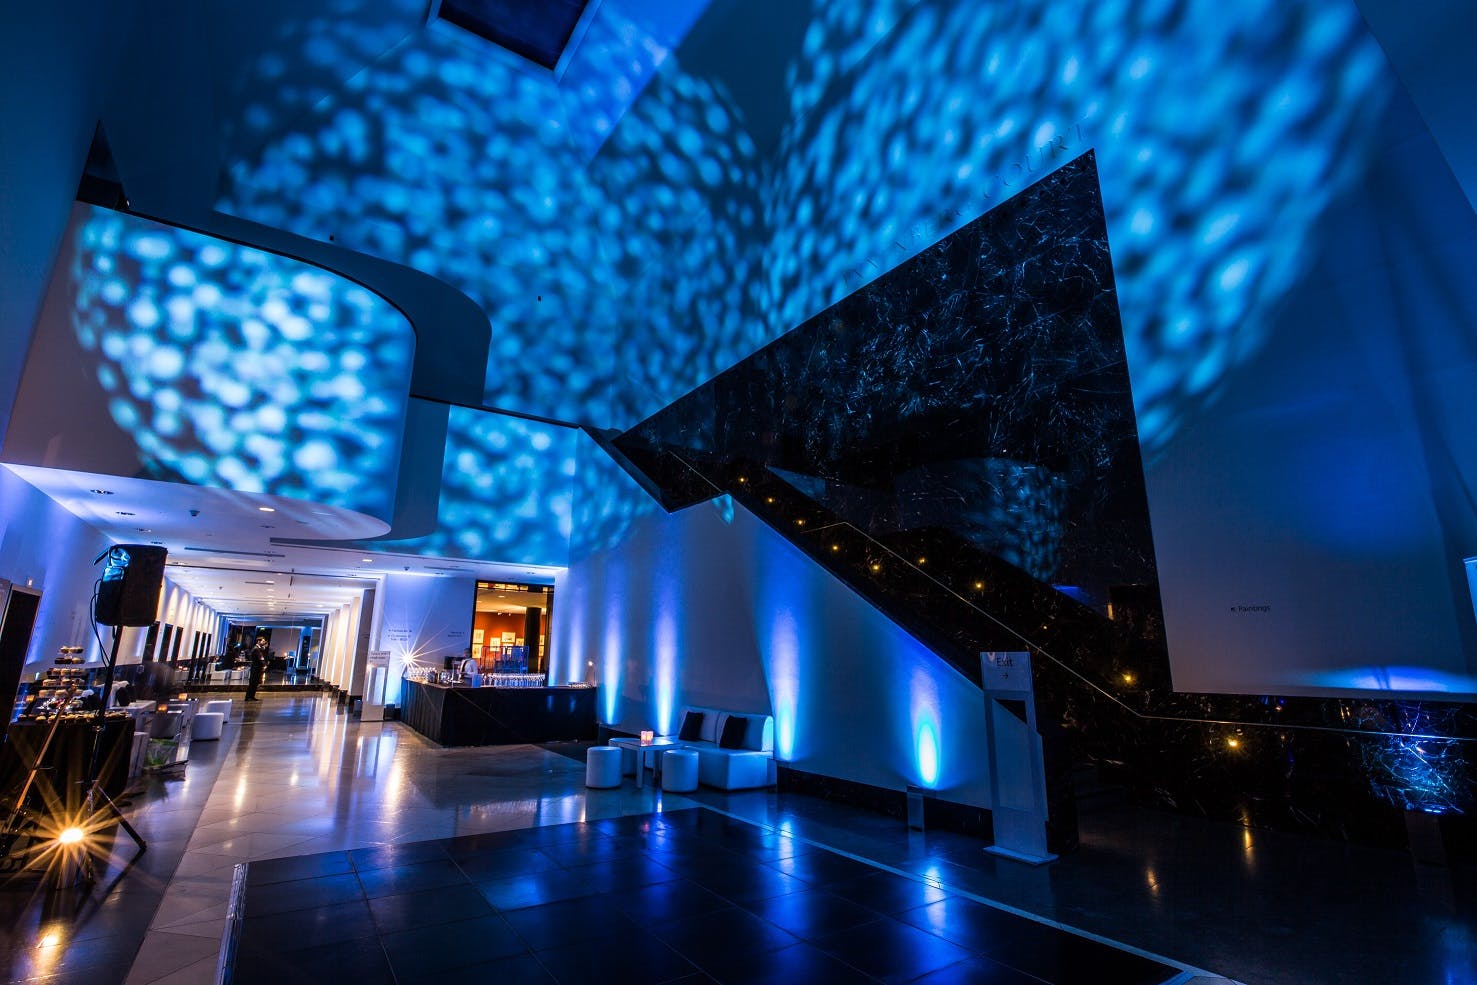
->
[981, 651, 1057, 864]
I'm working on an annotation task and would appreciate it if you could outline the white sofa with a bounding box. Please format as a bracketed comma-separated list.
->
[667, 706, 777, 791]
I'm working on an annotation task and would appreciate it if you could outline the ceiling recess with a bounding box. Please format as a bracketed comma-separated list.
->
[438, 0, 590, 70]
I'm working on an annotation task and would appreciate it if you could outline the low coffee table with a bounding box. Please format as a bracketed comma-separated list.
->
[608, 737, 677, 788]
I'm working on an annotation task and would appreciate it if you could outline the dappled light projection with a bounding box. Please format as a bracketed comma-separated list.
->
[7, 204, 412, 517]
[365, 406, 578, 566]
[214, 0, 427, 164]
[764, 0, 1391, 454]
[218, 0, 1390, 449]
[219, 20, 761, 427]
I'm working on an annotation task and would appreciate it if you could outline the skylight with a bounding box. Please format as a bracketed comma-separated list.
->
[438, 0, 589, 70]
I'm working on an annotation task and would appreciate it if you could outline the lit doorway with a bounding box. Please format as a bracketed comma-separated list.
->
[471, 582, 552, 678]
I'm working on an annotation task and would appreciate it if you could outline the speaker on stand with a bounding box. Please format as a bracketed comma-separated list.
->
[85, 545, 167, 868]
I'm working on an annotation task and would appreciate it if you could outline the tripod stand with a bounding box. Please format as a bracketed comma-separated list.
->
[76, 625, 147, 880]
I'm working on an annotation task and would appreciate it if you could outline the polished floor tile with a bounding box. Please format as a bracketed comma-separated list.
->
[230, 810, 1185, 985]
[15, 693, 1469, 985]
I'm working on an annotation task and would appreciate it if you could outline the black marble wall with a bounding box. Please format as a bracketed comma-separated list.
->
[614, 152, 1475, 856]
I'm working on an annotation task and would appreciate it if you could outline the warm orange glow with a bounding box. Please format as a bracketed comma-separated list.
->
[1227, 737, 1240, 749]
[1122, 673, 1134, 685]
[57, 827, 85, 846]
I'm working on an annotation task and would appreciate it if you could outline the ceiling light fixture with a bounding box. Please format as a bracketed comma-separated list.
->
[258, 506, 276, 512]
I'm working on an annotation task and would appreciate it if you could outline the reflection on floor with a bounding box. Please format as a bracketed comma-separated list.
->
[123, 696, 686, 985]
[2, 694, 1472, 985]
[230, 810, 1181, 984]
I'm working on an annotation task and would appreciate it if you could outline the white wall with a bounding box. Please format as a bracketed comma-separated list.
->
[0, 466, 114, 671]
[0, 3, 137, 446]
[552, 441, 991, 808]
[0, 467, 224, 677]
[374, 573, 474, 704]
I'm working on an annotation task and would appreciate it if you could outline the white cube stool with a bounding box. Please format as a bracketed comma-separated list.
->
[586, 746, 623, 788]
[192, 711, 225, 741]
[661, 749, 699, 793]
[205, 699, 233, 720]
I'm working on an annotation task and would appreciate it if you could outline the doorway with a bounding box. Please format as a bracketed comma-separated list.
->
[471, 582, 552, 679]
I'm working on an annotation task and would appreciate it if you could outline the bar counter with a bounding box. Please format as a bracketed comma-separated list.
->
[399, 679, 598, 747]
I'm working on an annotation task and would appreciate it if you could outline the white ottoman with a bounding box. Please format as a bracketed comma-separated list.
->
[192, 711, 225, 741]
[586, 746, 622, 788]
[661, 749, 699, 793]
[205, 699, 233, 720]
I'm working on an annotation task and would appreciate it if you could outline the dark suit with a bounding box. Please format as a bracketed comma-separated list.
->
[245, 646, 267, 700]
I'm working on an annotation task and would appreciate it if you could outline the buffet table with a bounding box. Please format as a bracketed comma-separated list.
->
[399, 680, 598, 747]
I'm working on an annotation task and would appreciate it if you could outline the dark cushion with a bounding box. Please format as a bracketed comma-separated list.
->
[718, 715, 748, 750]
[678, 710, 705, 741]
[742, 716, 768, 751]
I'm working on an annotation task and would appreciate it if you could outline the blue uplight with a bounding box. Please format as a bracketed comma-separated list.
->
[601, 565, 625, 723]
[916, 720, 940, 788]
[653, 571, 680, 735]
[765, 606, 800, 761]
[911, 666, 942, 788]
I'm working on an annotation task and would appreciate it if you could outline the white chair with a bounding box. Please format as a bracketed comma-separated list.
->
[586, 746, 622, 788]
[192, 711, 225, 741]
[661, 749, 699, 793]
[205, 699, 233, 720]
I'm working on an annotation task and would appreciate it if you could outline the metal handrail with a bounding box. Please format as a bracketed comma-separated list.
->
[658, 449, 1470, 745]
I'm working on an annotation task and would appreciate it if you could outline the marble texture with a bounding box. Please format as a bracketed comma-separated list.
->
[611, 153, 1476, 851]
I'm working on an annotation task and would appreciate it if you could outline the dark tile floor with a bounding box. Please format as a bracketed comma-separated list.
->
[680, 786, 1477, 985]
[0, 717, 237, 985]
[229, 809, 1181, 985]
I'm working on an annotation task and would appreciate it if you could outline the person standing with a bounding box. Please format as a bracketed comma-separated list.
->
[245, 636, 268, 701]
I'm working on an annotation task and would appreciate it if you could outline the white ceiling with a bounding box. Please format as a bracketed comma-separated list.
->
[6, 463, 561, 623]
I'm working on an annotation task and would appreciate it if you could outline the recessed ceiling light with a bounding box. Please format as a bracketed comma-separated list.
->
[258, 506, 275, 512]
[362, 558, 372, 563]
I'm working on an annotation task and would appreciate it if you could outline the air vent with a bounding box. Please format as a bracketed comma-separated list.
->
[183, 547, 286, 558]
